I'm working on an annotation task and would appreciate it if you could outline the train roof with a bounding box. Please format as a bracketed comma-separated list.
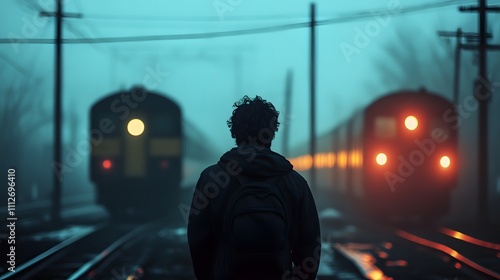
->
[367, 89, 452, 111]
[91, 87, 180, 112]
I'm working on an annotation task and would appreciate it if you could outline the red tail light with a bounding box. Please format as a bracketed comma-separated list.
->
[102, 159, 112, 169]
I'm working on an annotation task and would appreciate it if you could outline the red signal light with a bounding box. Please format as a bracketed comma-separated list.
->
[102, 159, 112, 169]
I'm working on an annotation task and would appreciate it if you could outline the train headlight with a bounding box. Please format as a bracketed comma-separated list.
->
[102, 159, 112, 169]
[127, 119, 145, 136]
[440, 156, 450, 168]
[404, 115, 418, 130]
[376, 153, 387, 166]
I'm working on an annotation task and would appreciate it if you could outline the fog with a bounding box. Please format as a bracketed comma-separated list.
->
[1, 0, 499, 222]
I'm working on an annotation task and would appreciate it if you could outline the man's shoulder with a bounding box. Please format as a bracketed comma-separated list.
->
[281, 170, 310, 195]
[286, 170, 307, 184]
[199, 163, 224, 177]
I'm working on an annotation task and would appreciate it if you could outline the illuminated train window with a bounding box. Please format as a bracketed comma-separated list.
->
[375, 117, 396, 138]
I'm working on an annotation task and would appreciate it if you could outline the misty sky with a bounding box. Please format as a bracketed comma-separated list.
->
[4, 0, 499, 154]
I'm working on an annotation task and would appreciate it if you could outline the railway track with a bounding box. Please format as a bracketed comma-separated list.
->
[396, 226, 500, 279]
[325, 222, 500, 279]
[0, 220, 161, 280]
[95, 227, 195, 279]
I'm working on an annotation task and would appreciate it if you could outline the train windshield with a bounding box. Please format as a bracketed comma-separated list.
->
[375, 117, 396, 139]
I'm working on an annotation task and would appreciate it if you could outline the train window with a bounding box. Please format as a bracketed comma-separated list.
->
[375, 117, 396, 138]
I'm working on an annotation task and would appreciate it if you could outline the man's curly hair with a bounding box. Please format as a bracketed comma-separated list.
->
[227, 95, 280, 148]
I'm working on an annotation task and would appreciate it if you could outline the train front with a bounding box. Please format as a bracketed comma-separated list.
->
[362, 91, 458, 221]
[90, 87, 182, 218]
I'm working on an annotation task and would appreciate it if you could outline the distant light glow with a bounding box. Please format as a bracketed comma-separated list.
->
[127, 119, 145, 136]
[160, 160, 169, 169]
[338, 151, 347, 168]
[440, 156, 450, 168]
[102, 159, 112, 169]
[367, 270, 384, 280]
[376, 153, 387, 166]
[404, 115, 418, 130]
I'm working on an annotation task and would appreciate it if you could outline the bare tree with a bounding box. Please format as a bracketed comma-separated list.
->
[0, 78, 52, 202]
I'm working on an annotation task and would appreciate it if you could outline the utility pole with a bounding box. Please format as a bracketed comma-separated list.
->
[309, 3, 317, 193]
[40, 1, 81, 225]
[453, 28, 462, 104]
[53, 0, 63, 225]
[437, 29, 494, 103]
[459, 0, 500, 225]
[437, 28, 463, 104]
[282, 70, 292, 158]
[454, 28, 462, 105]
[477, 0, 489, 226]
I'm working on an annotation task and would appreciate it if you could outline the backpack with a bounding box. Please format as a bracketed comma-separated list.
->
[219, 175, 291, 278]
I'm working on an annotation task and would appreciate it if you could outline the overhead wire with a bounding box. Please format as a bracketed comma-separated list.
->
[62, 0, 488, 23]
[0, 0, 494, 45]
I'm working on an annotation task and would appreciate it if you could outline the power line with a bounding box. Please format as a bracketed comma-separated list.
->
[63, 0, 492, 23]
[1, 0, 494, 45]
[77, 14, 311, 22]
[1, 22, 308, 44]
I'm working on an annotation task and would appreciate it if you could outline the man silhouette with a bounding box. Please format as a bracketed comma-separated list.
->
[188, 95, 320, 280]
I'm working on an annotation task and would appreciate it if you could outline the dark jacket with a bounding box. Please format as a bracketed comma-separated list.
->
[187, 145, 321, 280]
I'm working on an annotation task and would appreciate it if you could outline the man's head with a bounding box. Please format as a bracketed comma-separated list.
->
[227, 95, 280, 148]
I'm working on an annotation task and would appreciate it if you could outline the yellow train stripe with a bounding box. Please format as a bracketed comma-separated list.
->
[92, 138, 120, 156]
[125, 136, 146, 177]
[150, 138, 181, 156]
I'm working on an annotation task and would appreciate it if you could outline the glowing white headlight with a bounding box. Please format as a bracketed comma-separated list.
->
[127, 119, 145, 136]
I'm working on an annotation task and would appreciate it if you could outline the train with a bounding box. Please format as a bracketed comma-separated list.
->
[289, 89, 458, 222]
[90, 86, 185, 219]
